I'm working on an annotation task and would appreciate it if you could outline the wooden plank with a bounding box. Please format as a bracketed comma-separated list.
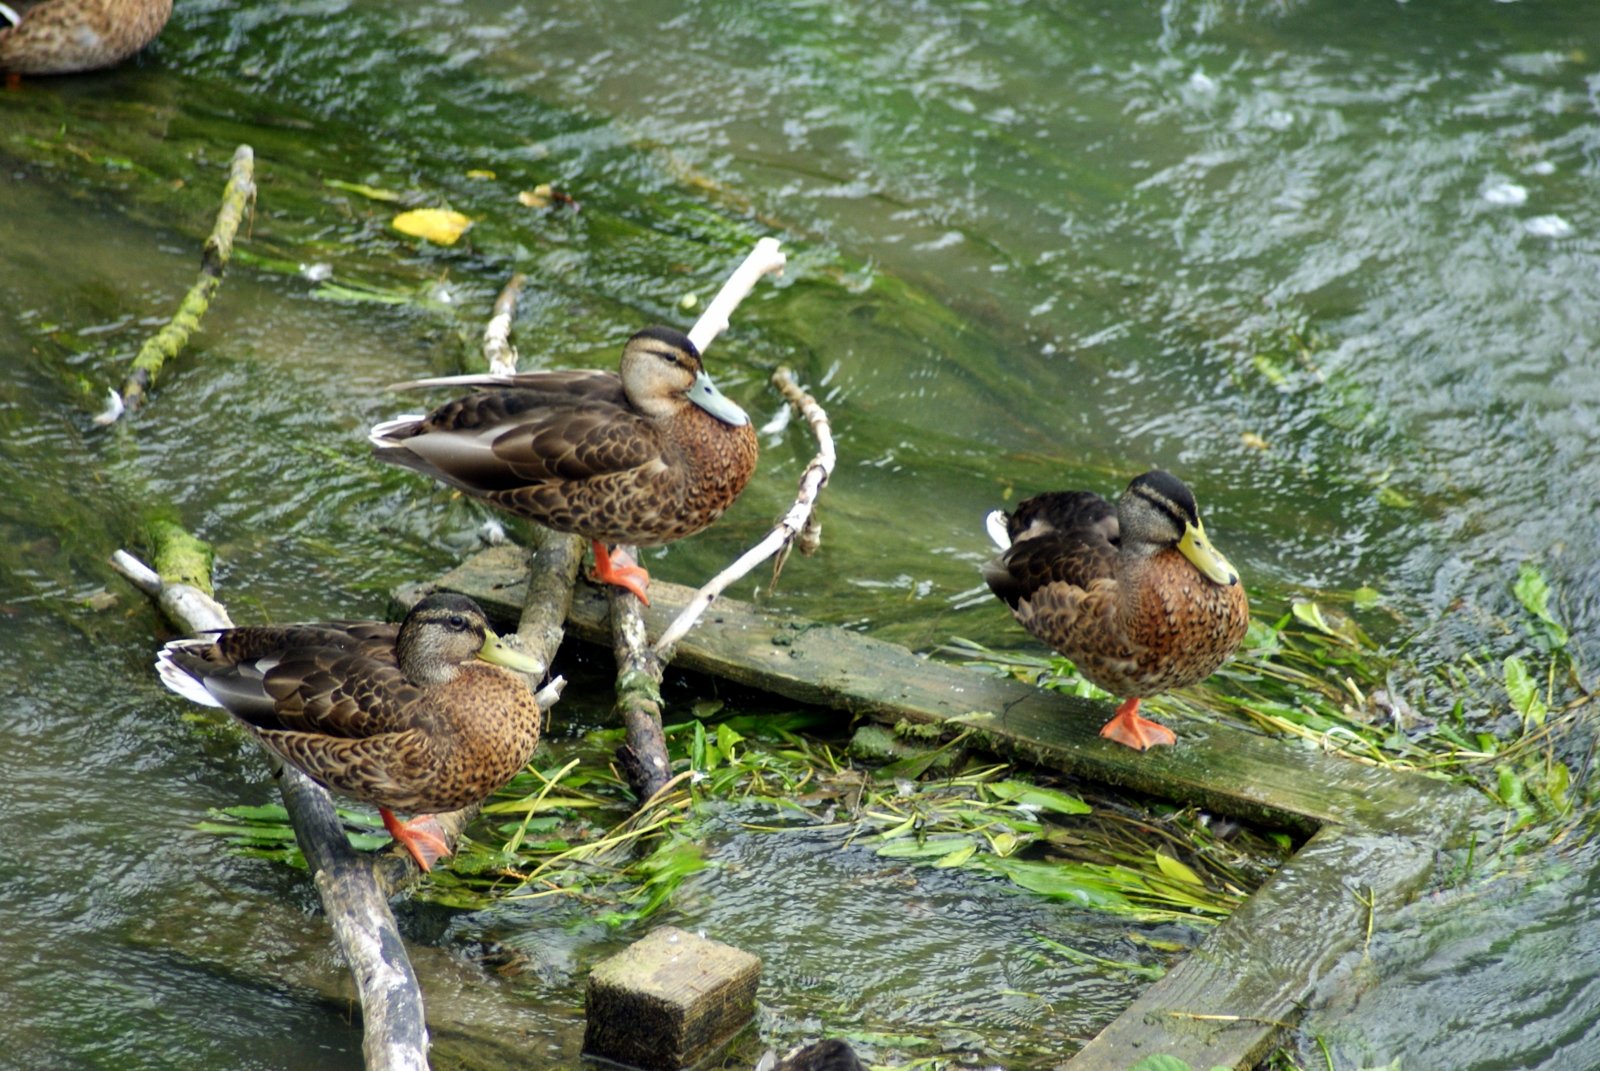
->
[417, 547, 1483, 1071]
[427, 546, 1475, 840]
[1063, 824, 1437, 1070]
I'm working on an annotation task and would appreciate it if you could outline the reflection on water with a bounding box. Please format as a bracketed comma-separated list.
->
[3, 0, 1599, 1067]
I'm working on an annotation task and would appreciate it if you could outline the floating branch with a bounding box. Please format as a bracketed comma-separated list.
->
[653, 367, 834, 655]
[483, 272, 526, 376]
[112, 539, 431, 1071]
[110, 144, 256, 419]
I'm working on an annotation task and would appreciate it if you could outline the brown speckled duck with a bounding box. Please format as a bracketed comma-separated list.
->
[156, 593, 544, 871]
[0, 0, 171, 76]
[369, 325, 759, 605]
[983, 470, 1249, 750]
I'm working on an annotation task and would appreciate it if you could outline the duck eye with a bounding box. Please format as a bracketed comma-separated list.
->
[448, 614, 468, 630]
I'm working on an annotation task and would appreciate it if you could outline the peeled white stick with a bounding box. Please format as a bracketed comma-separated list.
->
[687, 237, 786, 356]
[653, 367, 833, 654]
[483, 273, 526, 376]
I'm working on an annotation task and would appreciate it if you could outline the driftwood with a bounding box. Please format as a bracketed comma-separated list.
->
[108, 144, 255, 421]
[610, 560, 673, 801]
[483, 272, 526, 376]
[113, 546, 432, 1071]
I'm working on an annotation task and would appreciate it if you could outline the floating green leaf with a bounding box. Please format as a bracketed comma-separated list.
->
[323, 178, 403, 202]
[987, 780, 1092, 815]
[1513, 562, 1569, 651]
[1503, 655, 1548, 727]
[1154, 851, 1204, 887]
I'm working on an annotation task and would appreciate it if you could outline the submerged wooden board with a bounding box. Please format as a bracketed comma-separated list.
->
[419, 547, 1483, 1070]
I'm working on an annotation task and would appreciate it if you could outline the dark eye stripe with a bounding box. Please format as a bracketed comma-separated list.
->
[1131, 484, 1193, 529]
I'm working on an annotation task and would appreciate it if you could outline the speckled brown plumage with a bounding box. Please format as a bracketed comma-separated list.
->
[983, 471, 1249, 749]
[0, 0, 171, 76]
[370, 326, 758, 602]
[157, 594, 543, 867]
[372, 326, 757, 547]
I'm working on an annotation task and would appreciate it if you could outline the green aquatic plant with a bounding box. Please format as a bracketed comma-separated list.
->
[950, 563, 1593, 849]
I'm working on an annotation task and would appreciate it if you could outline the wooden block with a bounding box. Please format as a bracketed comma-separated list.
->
[583, 926, 761, 1071]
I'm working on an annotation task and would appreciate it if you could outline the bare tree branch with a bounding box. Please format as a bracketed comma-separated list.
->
[653, 368, 834, 655]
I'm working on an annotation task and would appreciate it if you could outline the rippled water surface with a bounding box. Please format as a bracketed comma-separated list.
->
[3, 1, 1598, 1068]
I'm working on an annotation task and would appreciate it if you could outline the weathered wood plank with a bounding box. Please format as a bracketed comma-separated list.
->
[1064, 824, 1438, 1070]
[418, 547, 1483, 1071]
[428, 546, 1475, 840]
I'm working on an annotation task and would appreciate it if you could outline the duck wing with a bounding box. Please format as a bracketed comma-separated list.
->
[160, 622, 428, 741]
[372, 371, 664, 492]
[983, 491, 1119, 608]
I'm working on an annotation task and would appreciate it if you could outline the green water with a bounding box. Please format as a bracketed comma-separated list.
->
[3, 1, 1597, 1068]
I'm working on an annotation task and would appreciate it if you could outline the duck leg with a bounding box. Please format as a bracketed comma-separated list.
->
[1098, 696, 1176, 750]
[379, 807, 452, 872]
[590, 541, 652, 605]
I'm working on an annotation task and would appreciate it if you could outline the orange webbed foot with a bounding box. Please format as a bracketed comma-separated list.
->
[380, 807, 452, 872]
[1097, 696, 1176, 751]
[591, 541, 651, 605]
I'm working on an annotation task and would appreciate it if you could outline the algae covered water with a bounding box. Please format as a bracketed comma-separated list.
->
[2, 1, 1598, 1068]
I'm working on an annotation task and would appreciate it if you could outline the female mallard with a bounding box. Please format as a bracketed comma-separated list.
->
[983, 470, 1248, 750]
[156, 593, 544, 871]
[0, 0, 171, 76]
[370, 325, 758, 605]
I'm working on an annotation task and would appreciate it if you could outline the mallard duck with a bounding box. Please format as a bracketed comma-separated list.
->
[983, 470, 1248, 750]
[156, 593, 544, 871]
[0, 0, 171, 76]
[370, 325, 758, 605]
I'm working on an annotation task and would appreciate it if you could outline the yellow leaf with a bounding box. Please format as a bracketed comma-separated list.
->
[1154, 851, 1204, 886]
[466, 169, 496, 180]
[323, 178, 402, 202]
[518, 183, 555, 208]
[392, 208, 472, 245]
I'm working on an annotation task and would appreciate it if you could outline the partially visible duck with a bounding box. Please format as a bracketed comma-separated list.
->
[983, 470, 1249, 749]
[1, 0, 171, 77]
[370, 326, 759, 604]
[157, 593, 544, 871]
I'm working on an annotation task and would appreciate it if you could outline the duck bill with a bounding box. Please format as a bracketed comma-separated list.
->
[476, 630, 545, 675]
[1177, 519, 1240, 587]
[686, 370, 750, 427]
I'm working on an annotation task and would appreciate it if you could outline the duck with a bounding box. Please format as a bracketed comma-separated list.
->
[370, 325, 759, 605]
[0, 0, 172, 77]
[982, 469, 1249, 750]
[156, 592, 544, 871]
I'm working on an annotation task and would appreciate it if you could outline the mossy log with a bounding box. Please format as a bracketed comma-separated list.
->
[118, 144, 256, 412]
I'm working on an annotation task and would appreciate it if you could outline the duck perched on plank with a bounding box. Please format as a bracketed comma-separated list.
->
[0, 0, 171, 76]
[370, 326, 759, 604]
[983, 470, 1248, 750]
[157, 593, 545, 871]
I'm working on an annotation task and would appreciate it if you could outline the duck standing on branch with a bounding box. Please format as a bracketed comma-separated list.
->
[156, 593, 545, 871]
[983, 470, 1249, 750]
[370, 325, 759, 605]
[0, 0, 171, 77]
